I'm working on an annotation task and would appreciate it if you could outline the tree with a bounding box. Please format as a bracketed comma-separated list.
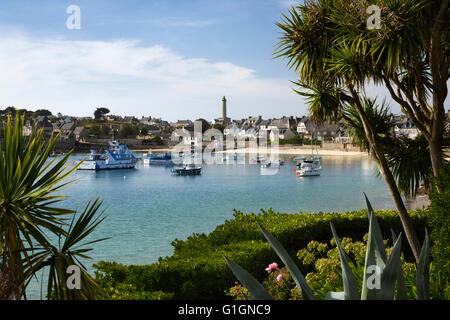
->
[101, 125, 111, 137]
[195, 118, 211, 133]
[33, 109, 53, 117]
[212, 123, 224, 133]
[88, 124, 102, 137]
[94, 108, 110, 120]
[327, 0, 448, 177]
[275, 1, 423, 261]
[118, 124, 139, 138]
[139, 126, 148, 136]
[0, 114, 107, 299]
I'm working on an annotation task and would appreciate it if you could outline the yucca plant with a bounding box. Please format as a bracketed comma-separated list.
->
[224, 194, 430, 300]
[23, 198, 109, 300]
[0, 113, 108, 299]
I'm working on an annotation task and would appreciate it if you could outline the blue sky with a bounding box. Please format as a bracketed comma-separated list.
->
[0, 0, 399, 121]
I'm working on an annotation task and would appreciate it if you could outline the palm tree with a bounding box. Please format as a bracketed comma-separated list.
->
[274, 1, 422, 262]
[0, 113, 107, 299]
[343, 99, 432, 197]
[329, 0, 449, 177]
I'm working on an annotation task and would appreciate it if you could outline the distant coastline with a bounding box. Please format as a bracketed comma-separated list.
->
[130, 145, 368, 157]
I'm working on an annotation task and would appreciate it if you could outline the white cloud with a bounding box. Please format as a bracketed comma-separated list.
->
[0, 31, 306, 120]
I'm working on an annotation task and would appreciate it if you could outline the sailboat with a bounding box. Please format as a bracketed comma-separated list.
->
[296, 132, 322, 177]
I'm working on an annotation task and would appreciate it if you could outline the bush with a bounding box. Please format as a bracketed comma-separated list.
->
[143, 136, 164, 146]
[118, 124, 139, 138]
[428, 162, 450, 299]
[93, 208, 427, 300]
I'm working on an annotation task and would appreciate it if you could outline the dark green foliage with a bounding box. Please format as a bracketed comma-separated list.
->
[278, 134, 321, 146]
[94, 208, 427, 300]
[118, 124, 139, 138]
[384, 135, 432, 197]
[94, 107, 110, 120]
[143, 136, 164, 146]
[427, 162, 450, 299]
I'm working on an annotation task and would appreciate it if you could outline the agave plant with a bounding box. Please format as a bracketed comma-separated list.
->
[224, 194, 430, 300]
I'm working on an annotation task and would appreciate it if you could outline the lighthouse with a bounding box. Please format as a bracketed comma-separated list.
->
[222, 96, 227, 121]
[213, 96, 231, 125]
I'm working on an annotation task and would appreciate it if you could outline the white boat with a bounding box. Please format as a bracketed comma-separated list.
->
[78, 141, 137, 170]
[296, 160, 321, 177]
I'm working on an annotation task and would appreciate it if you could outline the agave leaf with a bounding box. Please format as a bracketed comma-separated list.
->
[325, 291, 346, 300]
[379, 233, 403, 300]
[416, 228, 430, 300]
[361, 194, 387, 300]
[257, 221, 315, 300]
[330, 222, 360, 300]
[391, 229, 407, 300]
[223, 255, 273, 300]
[364, 193, 387, 262]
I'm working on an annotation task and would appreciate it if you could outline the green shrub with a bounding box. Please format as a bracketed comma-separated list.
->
[428, 162, 450, 299]
[94, 209, 427, 300]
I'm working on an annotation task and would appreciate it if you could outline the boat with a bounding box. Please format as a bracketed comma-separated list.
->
[293, 156, 307, 161]
[170, 163, 202, 176]
[144, 152, 173, 165]
[77, 141, 137, 170]
[261, 160, 284, 168]
[296, 160, 321, 176]
[252, 155, 266, 164]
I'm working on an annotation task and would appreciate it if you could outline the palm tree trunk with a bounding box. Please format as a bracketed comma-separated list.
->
[428, 0, 448, 178]
[345, 80, 422, 262]
[372, 145, 421, 263]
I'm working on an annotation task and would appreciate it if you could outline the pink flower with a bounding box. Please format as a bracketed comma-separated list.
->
[265, 262, 279, 273]
[277, 274, 283, 282]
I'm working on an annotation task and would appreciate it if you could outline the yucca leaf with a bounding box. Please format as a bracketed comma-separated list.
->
[223, 255, 273, 300]
[257, 221, 315, 300]
[330, 222, 360, 300]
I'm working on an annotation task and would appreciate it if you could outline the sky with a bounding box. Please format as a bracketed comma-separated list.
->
[0, 0, 403, 121]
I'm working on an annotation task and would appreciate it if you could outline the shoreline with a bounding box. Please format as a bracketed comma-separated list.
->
[131, 146, 368, 157]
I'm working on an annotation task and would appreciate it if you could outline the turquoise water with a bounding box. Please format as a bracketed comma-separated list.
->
[26, 153, 395, 298]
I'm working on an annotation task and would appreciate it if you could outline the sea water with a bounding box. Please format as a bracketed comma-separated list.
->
[25, 153, 394, 298]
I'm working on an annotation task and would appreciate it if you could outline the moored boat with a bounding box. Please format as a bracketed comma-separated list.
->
[77, 141, 137, 170]
[144, 152, 173, 165]
[261, 160, 284, 168]
[296, 160, 321, 177]
[170, 163, 202, 176]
